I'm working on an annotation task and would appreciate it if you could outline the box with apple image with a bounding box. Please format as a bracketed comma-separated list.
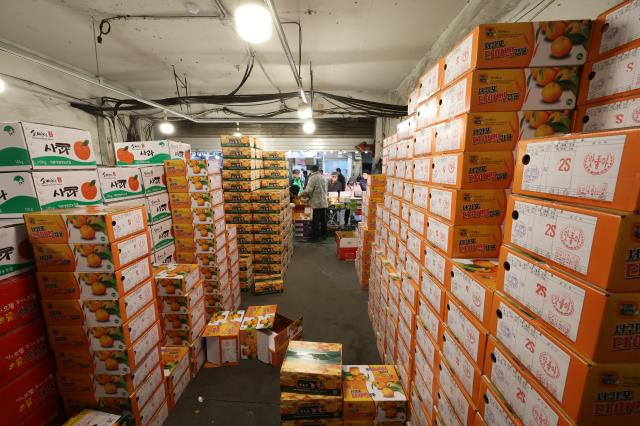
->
[0, 318, 50, 382]
[145, 192, 171, 224]
[280, 341, 343, 396]
[163, 298, 205, 333]
[55, 321, 161, 375]
[0, 121, 97, 171]
[203, 309, 246, 367]
[24, 204, 148, 244]
[163, 309, 205, 346]
[114, 140, 182, 167]
[32, 231, 151, 272]
[342, 365, 408, 422]
[139, 165, 167, 195]
[56, 344, 161, 398]
[158, 281, 204, 314]
[47, 300, 159, 352]
[97, 167, 144, 202]
[0, 222, 35, 280]
[0, 359, 58, 424]
[0, 171, 40, 217]
[153, 263, 200, 296]
[280, 392, 342, 420]
[149, 218, 174, 252]
[41, 277, 155, 326]
[32, 169, 102, 210]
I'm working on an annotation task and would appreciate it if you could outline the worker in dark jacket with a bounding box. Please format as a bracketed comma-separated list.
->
[336, 168, 346, 191]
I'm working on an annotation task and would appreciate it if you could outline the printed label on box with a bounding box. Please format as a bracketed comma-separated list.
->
[98, 167, 144, 201]
[503, 252, 585, 342]
[510, 200, 597, 275]
[442, 328, 475, 396]
[521, 134, 625, 203]
[434, 117, 465, 153]
[444, 33, 474, 86]
[451, 263, 488, 322]
[495, 301, 570, 401]
[421, 270, 443, 314]
[413, 158, 431, 183]
[447, 301, 480, 363]
[33, 170, 102, 210]
[427, 216, 450, 253]
[432, 155, 459, 186]
[22, 122, 96, 168]
[440, 77, 469, 120]
[482, 383, 516, 426]
[587, 47, 640, 102]
[424, 245, 446, 284]
[438, 360, 470, 424]
[581, 97, 640, 132]
[140, 165, 166, 195]
[429, 188, 453, 221]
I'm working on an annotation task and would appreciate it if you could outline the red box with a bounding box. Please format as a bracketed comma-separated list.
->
[16, 390, 63, 426]
[0, 360, 58, 424]
[0, 273, 40, 336]
[0, 319, 50, 382]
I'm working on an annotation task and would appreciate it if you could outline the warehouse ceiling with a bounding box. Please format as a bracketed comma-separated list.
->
[0, 0, 468, 102]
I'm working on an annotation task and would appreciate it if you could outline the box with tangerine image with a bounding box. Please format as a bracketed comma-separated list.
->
[430, 151, 514, 190]
[438, 67, 580, 122]
[171, 223, 211, 239]
[33, 231, 151, 272]
[222, 157, 254, 170]
[427, 187, 506, 226]
[260, 178, 289, 190]
[222, 169, 254, 181]
[252, 189, 287, 203]
[195, 237, 222, 254]
[252, 202, 285, 213]
[145, 192, 171, 224]
[280, 341, 343, 396]
[164, 310, 205, 346]
[239, 304, 277, 359]
[224, 202, 252, 214]
[224, 190, 252, 203]
[31, 170, 103, 211]
[221, 146, 255, 159]
[441, 21, 591, 87]
[221, 135, 254, 147]
[171, 208, 194, 224]
[222, 180, 255, 192]
[342, 365, 408, 422]
[25, 204, 147, 244]
[158, 281, 204, 315]
[443, 257, 497, 326]
[174, 237, 196, 253]
[203, 309, 245, 366]
[41, 277, 155, 327]
[262, 169, 288, 179]
[280, 392, 342, 421]
[162, 298, 205, 332]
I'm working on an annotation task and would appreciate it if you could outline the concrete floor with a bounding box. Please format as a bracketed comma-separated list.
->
[166, 241, 380, 426]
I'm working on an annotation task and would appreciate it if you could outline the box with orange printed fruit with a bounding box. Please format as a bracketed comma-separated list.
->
[24, 204, 148, 244]
[204, 293, 223, 313]
[163, 296, 205, 332]
[172, 223, 215, 239]
[158, 281, 204, 315]
[56, 344, 161, 398]
[203, 309, 245, 366]
[169, 192, 216, 209]
[342, 365, 408, 422]
[195, 236, 225, 254]
[36, 256, 152, 300]
[200, 265, 219, 281]
[42, 277, 155, 326]
[167, 175, 218, 193]
[280, 341, 343, 396]
[176, 250, 227, 269]
[164, 159, 218, 177]
[153, 263, 200, 297]
[239, 304, 277, 359]
[164, 310, 205, 346]
[280, 392, 342, 421]
[161, 346, 190, 394]
[33, 231, 151, 272]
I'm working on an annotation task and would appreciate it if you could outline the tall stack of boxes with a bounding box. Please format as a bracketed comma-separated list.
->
[164, 159, 234, 316]
[355, 174, 386, 290]
[24, 205, 168, 425]
[368, 20, 596, 426]
[238, 254, 254, 291]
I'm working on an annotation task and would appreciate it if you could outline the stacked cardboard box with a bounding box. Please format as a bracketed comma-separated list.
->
[221, 135, 262, 259]
[160, 346, 191, 411]
[280, 341, 343, 422]
[164, 159, 234, 316]
[369, 20, 594, 426]
[238, 254, 254, 291]
[356, 175, 387, 289]
[0, 222, 65, 425]
[226, 223, 242, 310]
[24, 205, 168, 424]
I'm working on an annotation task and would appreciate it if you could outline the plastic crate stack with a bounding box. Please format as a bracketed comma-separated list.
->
[221, 135, 263, 260]
[355, 174, 386, 290]
[368, 19, 597, 426]
[25, 205, 168, 425]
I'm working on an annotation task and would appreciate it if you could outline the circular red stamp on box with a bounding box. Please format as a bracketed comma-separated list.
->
[539, 351, 561, 379]
[583, 152, 615, 176]
[551, 293, 575, 317]
[560, 225, 585, 250]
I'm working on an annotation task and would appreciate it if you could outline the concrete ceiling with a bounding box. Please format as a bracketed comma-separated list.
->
[0, 0, 468, 102]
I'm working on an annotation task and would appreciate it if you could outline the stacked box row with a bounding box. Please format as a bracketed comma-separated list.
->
[355, 174, 386, 290]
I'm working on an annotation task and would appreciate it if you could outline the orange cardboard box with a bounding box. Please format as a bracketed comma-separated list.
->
[421, 268, 447, 319]
[203, 309, 245, 367]
[444, 294, 489, 368]
[417, 62, 442, 103]
[0, 360, 57, 424]
[164, 309, 205, 346]
[162, 296, 205, 332]
[499, 245, 640, 362]
[36, 256, 152, 300]
[153, 263, 200, 296]
[0, 274, 42, 336]
[476, 376, 522, 426]
[439, 68, 580, 122]
[588, 0, 639, 60]
[441, 21, 591, 87]
[33, 231, 151, 272]
[167, 175, 216, 193]
[161, 346, 190, 389]
[488, 293, 640, 424]
[444, 258, 498, 326]
[23, 204, 148, 244]
[0, 318, 49, 382]
[223, 191, 252, 203]
[342, 365, 408, 422]
[417, 296, 442, 346]
[513, 128, 640, 212]
[579, 41, 640, 105]
[167, 366, 190, 410]
[280, 341, 343, 396]
[98, 380, 167, 426]
[430, 152, 513, 189]
[573, 93, 640, 133]
[432, 111, 571, 155]
[240, 304, 277, 359]
[158, 281, 204, 314]
[428, 187, 506, 226]
[172, 223, 213, 239]
[164, 159, 217, 177]
[41, 277, 155, 326]
[426, 216, 501, 258]
[437, 355, 477, 426]
[256, 313, 303, 367]
[504, 194, 640, 292]
[439, 324, 483, 405]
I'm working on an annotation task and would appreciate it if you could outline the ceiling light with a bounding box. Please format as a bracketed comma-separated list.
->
[303, 119, 316, 135]
[234, 3, 272, 44]
[159, 113, 174, 135]
[233, 131, 242, 137]
[0, 78, 5, 93]
[297, 102, 313, 119]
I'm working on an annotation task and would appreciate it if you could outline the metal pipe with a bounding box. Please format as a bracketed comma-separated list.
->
[0, 40, 303, 123]
[263, 0, 307, 103]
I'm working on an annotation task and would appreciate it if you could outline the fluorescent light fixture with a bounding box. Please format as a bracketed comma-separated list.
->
[302, 119, 316, 134]
[233, 131, 242, 137]
[159, 121, 174, 135]
[297, 102, 312, 119]
[234, 3, 272, 44]
[0, 78, 5, 93]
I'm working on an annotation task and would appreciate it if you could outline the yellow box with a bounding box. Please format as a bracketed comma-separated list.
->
[342, 365, 408, 422]
[280, 341, 342, 395]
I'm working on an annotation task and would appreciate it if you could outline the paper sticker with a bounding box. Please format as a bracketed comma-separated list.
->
[442, 329, 476, 396]
[432, 155, 459, 186]
[427, 216, 450, 253]
[413, 157, 431, 183]
[510, 200, 597, 275]
[587, 47, 640, 102]
[445, 33, 474, 86]
[429, 188, 453, 220]
[582, 97, 640, 132]
[503, 252, 586, 342]
[418, 301, 440, 341]
[419, 65, 440, 102]
[440, 77, 469, 120]
[417, 97, 439, 129]
[421, 270, 443, 313]
[451, 264, 488, 322]
[495, 301, 571, 401]
[434, 117, 464, 153]
[424, 245, 446, 284]
[438, 361, 470, 424]
[446, 301, 481, 363]
[412, 184, 429, 210]
[600, 1, 640, 54]
[522, 134, 625, 202]
[414, 128, 433, 156]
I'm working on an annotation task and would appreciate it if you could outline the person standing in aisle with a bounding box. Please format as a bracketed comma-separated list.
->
[336, 168, 346, 191]
[327, 173, 342, 192]
[290, 169, 303, 193]
[300, 165, 328, 242]
[302, 169, 309, 188]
